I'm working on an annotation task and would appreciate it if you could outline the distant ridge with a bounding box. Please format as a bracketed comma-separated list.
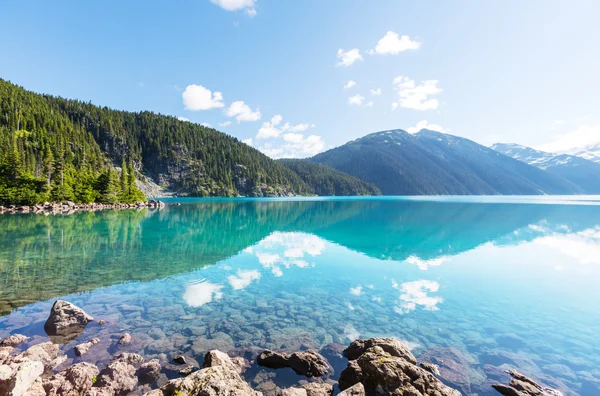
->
[311, 129, 582, 195]
[492, 143, 600, 194]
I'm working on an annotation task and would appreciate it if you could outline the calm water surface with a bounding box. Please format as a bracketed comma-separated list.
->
[1, 197, 600, 395]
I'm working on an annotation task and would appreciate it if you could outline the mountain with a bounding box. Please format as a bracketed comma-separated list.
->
[563, 142, 600, 164]
[0, 79, 312, 205]
[278, 159, 380, 196]
[491, 143, 600, 193]
[311, 129, 582, 195]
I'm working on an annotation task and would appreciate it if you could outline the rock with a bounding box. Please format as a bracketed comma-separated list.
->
[319, 343, 346, 376]
[419, 347, 484, 395]
[44, 300, 93, 340]
[160, 350, 261, 396]
[96, 360, 138, 395]
[11, 342, 63, 372]
[343, 338, 417, 364]
[257, 350, 329, 377]
[137, 359, 161, 383]
[279, 388, 307, 396]
[118, 333, 132, 345]
[178, 365, 196, 376]
[338, 383, 365, 396]
[492, 370, 564, 396]
[338, 360, 362, 391]
[0, 360, 44, 396]
[42, 362, 99, 396]
[113, 352, 145, 366]
[420, 362, 440, 376]
[0, 347, 13, 365]
[173, 355, 187, 364]
[74, 338, 100, 356]
[0, 335, 28, 348]
[339, 345, 460, 396]
[301, 382, 334, 396]
[98, 320, 107, 326]
[203, 350, 248, 375]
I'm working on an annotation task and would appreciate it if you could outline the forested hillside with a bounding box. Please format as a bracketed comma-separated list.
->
[311, 129, 582, 195]
[0, 79, 310, 204]
[278, 159, 380, 196]
[0, 80, 145, 205]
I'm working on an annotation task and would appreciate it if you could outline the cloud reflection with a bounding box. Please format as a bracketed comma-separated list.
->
[228, 269, 261, 290]
[183, 279, 224, 307]
[393, 279, 443, 314]
[248, 232, 326, 276]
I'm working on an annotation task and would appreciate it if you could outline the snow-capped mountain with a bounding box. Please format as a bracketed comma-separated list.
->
[492, 143, 600, 193]
[562, 142, 600, 164]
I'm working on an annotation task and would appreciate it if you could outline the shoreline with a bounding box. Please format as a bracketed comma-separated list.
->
[0, 300, 568, 396]
[0, 200, 165, 215]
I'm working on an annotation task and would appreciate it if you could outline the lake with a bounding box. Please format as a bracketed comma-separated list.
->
[1, 197, 599, 395]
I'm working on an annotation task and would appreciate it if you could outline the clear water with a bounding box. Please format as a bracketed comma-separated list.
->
[1, 197, 600, 395]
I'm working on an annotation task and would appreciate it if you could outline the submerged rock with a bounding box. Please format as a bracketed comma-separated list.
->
[137, 359, 162, 383]
[118, 333, 132, 345]
[44, 300, 93, 341]
[74, 338, 101, 356]
[257, 350, 330, 378]
[339, 339, 460, 396]
[492, 369, 564, 396]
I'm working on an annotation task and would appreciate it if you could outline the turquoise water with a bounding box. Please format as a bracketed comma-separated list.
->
[1, 197, 600, 395]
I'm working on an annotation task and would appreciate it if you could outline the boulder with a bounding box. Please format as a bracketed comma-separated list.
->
[74, 338, 101, 356]
[492, 369, 564, 396]
[42, 362, 99, 396]
[159, 350, 261, 395]
[338, 345, 460, 396]
[0, 347, 13, 365]
[0, 360, 44, 396]
[338, 360, 362, 391]
[113, 352, 145, 366]
[338, 383, 365, 396]
[137, 359, 161, 383]
[420, 362, 440, 376]
[419, 346, 484, 395]
[343, 338, 416, 364]
[301, 382, 334, 396]
[96, 360, 138, 395]
[44, 300, 93, 341]
[257, 350, 329, 377]
[203, 350, 248, 375]
[118, 333, 132, 345]
[0, 334, 28, 348]
[10, 342, 64, 372]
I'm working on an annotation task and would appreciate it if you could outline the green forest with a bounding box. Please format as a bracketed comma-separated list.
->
[0, 80, 146, 205]
[278, 159, 380, 196]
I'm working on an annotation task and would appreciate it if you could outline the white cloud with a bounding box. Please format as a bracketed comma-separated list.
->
[251, 115, 322, 158]
[242, 138, 253, 146]
[350, 285, 363, 296]
[228, 269, 261, 290]
[225, 101, 261, 123]
[178, 116, 190, 122]
[370, 88, 382, 96]
[337, 48, 363, 67]
[210, 0, 256, 16]
[344, 80, 357, 89]
[201, 122, 212, 128]
[392, 76, 441, 111]
[254, 134, 325, 158]
[406, 120, 448, 134]
[365, 101, 374, 108]
[183, 280, 223, 307]
[219, 121, 232, 127]
[369, 31, 421, 55]
[348, 94, 365, 106]
[182, 84, 225, 111]
[538, 124, 600, 153]
[393, 280, 443, 314]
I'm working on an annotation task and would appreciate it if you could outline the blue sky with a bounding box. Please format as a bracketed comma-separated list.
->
[1, 0, 599, 158]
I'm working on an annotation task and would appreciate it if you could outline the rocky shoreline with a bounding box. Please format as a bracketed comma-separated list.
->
[0, 200, 165, 215]
[0, 300, 566, 396]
